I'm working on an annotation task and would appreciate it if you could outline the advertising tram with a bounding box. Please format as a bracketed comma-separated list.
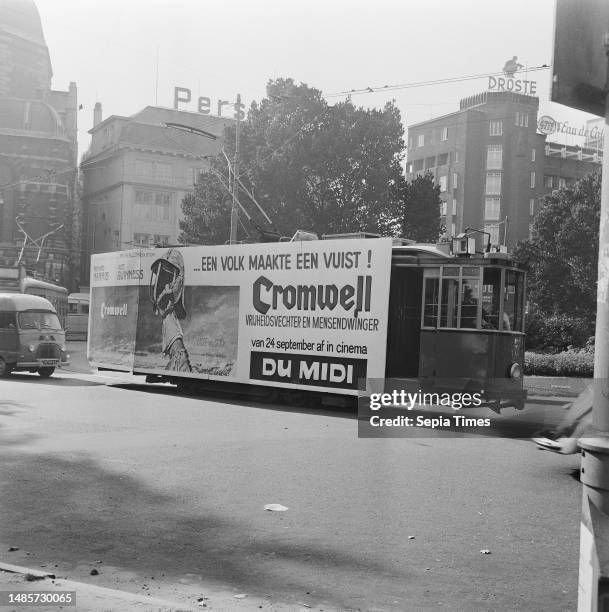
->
[87, 233, 526, 409]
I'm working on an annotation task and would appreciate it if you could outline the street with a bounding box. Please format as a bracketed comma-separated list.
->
[0, 343, 581, 611]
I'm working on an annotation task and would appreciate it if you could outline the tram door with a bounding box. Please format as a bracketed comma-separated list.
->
[385, 267, 423, 378]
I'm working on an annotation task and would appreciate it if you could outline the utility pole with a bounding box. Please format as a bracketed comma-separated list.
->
[577, 39, 609, 610]
[550, 3, 609, 607]
[230, 93, 241, 244]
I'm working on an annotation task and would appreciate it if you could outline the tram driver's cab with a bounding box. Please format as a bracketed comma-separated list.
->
[386, 245, 526, 409]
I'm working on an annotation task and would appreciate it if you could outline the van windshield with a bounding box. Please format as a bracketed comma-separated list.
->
[18, 311, 62, 331]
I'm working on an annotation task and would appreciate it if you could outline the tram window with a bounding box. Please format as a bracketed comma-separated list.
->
[460, 278, 480, 328]
[462, 267, 479, 277]
[481, 268, 501, 329]
[423, 277, 440, 327]
[504, 271, 524, 331]
[440, 278, 459, 328]
[68, 302, 78, 314]
[82, 303, 89, 314]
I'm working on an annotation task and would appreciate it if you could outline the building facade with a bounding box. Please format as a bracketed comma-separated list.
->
[80, 105, 232, 284]
[406, 91, 601, 249]
[0, 0, 78, 288]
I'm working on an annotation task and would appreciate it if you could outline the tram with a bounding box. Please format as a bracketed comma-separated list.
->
[0, 265, 68, 328]
[87, 233, 526, 409]
[386, 236, 526, 409]
[66, 293, 90, 340]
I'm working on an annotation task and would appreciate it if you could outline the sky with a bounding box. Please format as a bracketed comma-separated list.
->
[36, 0, 601, 158]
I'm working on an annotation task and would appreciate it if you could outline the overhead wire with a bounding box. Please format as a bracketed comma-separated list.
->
[326, 65, 551, 97]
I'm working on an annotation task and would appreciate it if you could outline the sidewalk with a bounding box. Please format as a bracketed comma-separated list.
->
[0, 563, 194, 612]
[524, 375, 591, 403]
[0, 562, 327, 612]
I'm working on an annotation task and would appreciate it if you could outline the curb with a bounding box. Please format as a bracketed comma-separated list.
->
[526, 395, 572, 406]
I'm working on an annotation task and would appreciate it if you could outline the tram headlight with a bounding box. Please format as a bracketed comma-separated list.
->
[28, 344, 35, 353]
[509, 363, 522, 379]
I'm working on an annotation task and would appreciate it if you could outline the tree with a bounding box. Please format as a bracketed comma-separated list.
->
[395, 172, 442, 242]
[180, 78, 405, 243]
[514, 171, 600, 325]
[179, 170, 232, 245]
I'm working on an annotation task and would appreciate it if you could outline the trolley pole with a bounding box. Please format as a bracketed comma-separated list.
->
[230, 93, 241, 245]
[577, 36, 609, 612]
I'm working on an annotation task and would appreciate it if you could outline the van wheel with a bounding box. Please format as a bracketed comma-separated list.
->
[0, 359, 12, 377]
[38, 367, 55, 378]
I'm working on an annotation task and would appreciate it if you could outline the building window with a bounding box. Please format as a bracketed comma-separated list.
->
[417, 134, 425, 147]
[153, 234, 170, 246]
[134, 232, 170, 246]
[531, 149, 536, 162]
[135, 190, 172, 221]
[133, 232, 152, 246]
[530, 172, 536, 188]
[485, 172, 502, 195]
[486, 145, 503, 170]
[440, 126, 448, 141]
[530, 198, 535, 216]
[454, 151, 459, 163]
[156, 163, 173, 182]
[515, 112, 529, 127]
[135, 159, 154, 178]
[191, 167, 202, 184]
[439, 175, 448, 192]
[437, 152, 448, 166]
[529, 224, 534, 238]
[484, 197, 501, 220]
[558, 177, 567, 189]
[489, 120, 503, 136]
[441, 201, 447, 216]
[451, 222, 456, 236]
[453, 172, 458, 189]
[452, 198, 457, 215]
[544, 175, 553, 188]
[485, 225, 500, 245]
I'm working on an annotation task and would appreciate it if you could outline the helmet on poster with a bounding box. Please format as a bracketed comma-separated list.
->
[149, 248, 187, 319]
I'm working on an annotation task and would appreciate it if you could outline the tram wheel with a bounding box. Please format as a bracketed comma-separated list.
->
[38, 367, 55, 378]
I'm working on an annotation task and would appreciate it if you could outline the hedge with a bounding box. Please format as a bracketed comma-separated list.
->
[525, 348, 594, 377]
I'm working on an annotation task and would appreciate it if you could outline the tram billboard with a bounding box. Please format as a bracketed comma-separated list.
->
[88, 238, 393, 395]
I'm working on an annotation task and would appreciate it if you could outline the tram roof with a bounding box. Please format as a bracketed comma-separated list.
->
[392, 243, 524, 268]
[393, 244, 452, 258]
[68, 292, 90, 301]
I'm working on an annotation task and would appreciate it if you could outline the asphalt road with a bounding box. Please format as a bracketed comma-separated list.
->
[0, 344, 582, 611]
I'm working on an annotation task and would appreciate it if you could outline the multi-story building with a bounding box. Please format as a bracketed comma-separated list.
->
[80, 104, 232, 284]
[406, 91, 601, 249]
[0, 0, 78, 288]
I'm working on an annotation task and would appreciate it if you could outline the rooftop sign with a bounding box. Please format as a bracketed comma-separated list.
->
[538, 114, 604, 145]
[488, 57, 537, 95]
[173, 87, 245, 120]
